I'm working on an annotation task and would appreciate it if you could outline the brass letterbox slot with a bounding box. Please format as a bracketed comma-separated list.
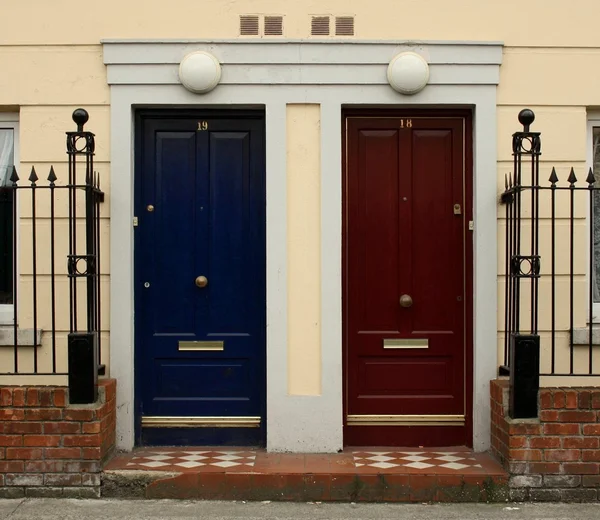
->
[383, 339, 428, 349]
[178, 341, 224, 351]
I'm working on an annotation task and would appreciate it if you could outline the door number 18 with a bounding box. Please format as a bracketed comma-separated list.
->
[399, 119, 413, 128]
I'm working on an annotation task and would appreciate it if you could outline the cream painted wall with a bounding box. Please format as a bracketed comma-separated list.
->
[0, 47, 108, 105]
[2, 1, 600, 387]
[286, 104, 322, 396]
[1, 1, 600, 46]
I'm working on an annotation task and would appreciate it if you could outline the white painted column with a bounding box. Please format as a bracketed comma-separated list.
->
[472, 91, 499, 451]
[109, 87, 135, 451]
[264, 101, 290, 451]
[319, 101, 344, 451]
[267, 100, 344, 452]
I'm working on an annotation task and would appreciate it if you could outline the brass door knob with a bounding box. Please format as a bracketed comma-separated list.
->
[399, 294, 413, 308]
[195, 276, 208, 288]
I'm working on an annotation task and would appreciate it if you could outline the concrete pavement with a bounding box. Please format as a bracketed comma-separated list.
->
[0, 499, 599, 519]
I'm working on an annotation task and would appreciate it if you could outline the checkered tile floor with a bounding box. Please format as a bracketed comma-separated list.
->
[353, 451, 483, 471]
[126, 450, 256, 469]
[106, 447, 502, 475]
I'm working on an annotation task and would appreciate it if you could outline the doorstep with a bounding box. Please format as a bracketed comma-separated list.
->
[102, 446, 508, 502]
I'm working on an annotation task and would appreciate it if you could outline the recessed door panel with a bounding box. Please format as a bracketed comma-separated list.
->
[154, 359, 251, 398]
[359, 357, 454, 393]
[356, 128, 400, 332]
[208, 132, 252, 333]
[152, 132, 197, 335]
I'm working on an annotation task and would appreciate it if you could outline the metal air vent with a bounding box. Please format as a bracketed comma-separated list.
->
[311, 16, 330, 36]
[264, 16, 283, 36]
[240, 15, 260, 36]
[335, 16, 355, 36]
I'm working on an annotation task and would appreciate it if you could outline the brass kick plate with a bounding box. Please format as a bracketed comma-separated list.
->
[347, 414, 465, 426]
[383, 339, 428, 349]
[178, 341, 224, 351]
[142, 416, 260, 428]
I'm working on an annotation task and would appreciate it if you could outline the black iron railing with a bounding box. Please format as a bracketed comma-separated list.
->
[501, 109, 600, 416]
[1, 110, 104, 402]
[0, 188, 13, 304]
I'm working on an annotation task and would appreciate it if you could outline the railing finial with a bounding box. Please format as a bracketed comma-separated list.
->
[518, 108, 535, 132]
[28, 166, 38, 183]
[48, 166, 57, 184]
[9, 165, 19, 184]
[72, 108, 89, 132]
[586, 167, 595, 185]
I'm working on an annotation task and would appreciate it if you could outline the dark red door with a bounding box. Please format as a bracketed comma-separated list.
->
[343, 114, 472, 447]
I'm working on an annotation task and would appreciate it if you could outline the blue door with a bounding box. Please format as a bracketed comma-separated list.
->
[134, 111, 266, 446]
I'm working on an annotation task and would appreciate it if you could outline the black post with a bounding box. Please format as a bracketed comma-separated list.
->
[508, 109, 541, 419]
[67, 332, 98, 404]
[509, 334, 540, 418]
[66, 109, 98, 404]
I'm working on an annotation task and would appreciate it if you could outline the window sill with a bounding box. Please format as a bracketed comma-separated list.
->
[572, 327, 600, 347]
[0, 327, 42, 347]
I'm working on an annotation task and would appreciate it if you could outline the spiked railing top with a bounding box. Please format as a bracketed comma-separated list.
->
[28, 166, 38, 183]
[6, 165, 104, 191]
[47, 166, 57, 184]
[567, 167, 577, 185]
[9, 165, 18, 184]
[547, 167, 597, 186]
[586, 167, 595, 185]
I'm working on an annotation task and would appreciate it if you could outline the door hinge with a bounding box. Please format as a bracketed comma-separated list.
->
[133, 216, 139, 227]
[469, 220, 474, 231]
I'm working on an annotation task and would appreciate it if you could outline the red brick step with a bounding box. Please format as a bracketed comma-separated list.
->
[102, 447, 508, 502]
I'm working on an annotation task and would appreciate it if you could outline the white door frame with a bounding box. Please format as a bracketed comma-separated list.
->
[103, 39, 503, 452]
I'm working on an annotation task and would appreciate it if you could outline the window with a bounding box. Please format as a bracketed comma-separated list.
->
[0, 114, 18, 324]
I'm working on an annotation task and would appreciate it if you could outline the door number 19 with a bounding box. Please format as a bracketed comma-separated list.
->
[198, 121, 209, 131]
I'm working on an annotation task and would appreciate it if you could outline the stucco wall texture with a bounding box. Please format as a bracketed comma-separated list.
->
[1, 1, 600, 385]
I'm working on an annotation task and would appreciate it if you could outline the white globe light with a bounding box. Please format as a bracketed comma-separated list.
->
[178, 51, 222, 94]
[387, 52, 430, 95]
